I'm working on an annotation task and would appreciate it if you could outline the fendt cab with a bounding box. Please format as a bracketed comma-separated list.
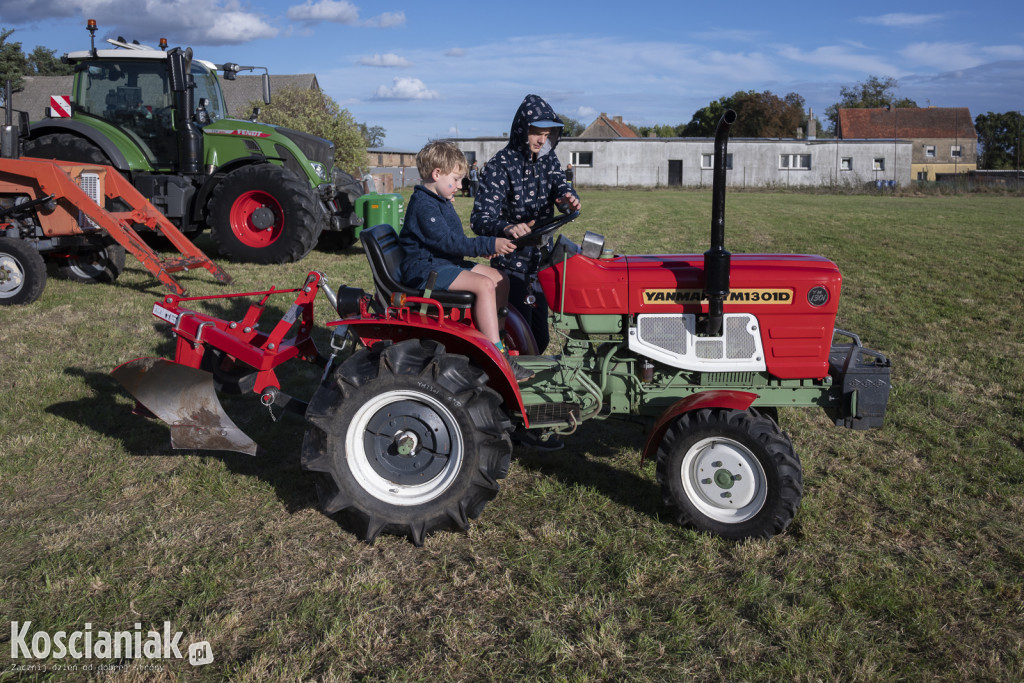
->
[22, 20, 364, 264]
[114, 111, 892, 546]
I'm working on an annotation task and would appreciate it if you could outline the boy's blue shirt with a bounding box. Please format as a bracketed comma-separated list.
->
[398, 185, 497, 287]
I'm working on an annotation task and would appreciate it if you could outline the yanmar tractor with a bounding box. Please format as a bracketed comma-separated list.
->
[114, 112, 891, 545]
[22, 20, 364, 264]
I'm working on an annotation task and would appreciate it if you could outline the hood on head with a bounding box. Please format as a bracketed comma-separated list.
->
[508, 94, 563, 157]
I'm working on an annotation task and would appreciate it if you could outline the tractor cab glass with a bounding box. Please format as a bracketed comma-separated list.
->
[75, 59, 226, 168]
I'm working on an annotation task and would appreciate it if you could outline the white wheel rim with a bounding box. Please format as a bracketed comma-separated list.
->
[680, 436, 767, 523]
[66, 250, 109, 279]
[346, 389, 464, 506]
[0, 253, 27, 297]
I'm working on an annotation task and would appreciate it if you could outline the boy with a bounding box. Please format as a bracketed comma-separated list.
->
[398, 141, 533, 381]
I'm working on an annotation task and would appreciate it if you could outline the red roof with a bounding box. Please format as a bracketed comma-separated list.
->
[838, 107, 976, 139]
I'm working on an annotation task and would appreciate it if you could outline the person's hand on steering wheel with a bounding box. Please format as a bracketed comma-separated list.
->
[502, 220, 534, 239]
[555, 192, 580, 212]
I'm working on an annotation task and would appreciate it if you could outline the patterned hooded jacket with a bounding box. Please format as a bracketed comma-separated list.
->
[471, 94, 578, 273]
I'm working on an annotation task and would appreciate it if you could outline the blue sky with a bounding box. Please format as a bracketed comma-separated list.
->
[2, 0, 1023, 150]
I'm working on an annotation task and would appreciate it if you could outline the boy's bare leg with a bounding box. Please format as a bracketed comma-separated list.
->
[451, 270, 500, 343]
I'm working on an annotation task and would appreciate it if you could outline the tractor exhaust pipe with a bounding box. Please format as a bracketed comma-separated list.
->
[704, 109, 737, 337]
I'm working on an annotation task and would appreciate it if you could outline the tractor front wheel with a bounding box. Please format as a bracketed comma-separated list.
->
[302, 339, 512, 545]
[656, 408, 802, 540]
[0, 238, 47, 305]
[55, 243, 126, 284]
[206, 164, 322, 264]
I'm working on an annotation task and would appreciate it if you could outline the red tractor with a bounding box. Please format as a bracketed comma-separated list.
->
[114, 112, 891, 545]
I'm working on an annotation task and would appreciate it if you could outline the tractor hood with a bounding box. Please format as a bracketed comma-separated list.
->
[538, 251, 843, 379]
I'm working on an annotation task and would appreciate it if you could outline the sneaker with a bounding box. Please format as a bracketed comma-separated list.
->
[512, 429, 565, 451]
[505, 352, 535, 382]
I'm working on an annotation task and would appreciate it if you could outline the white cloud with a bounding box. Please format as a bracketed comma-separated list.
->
[359, 53, 412, 67]
[900, 42, 984, 70]
[287, 0, 359, 24]
[777, 45, 902, 77]
[982, 45, 1024, 60]
[3, 0, 279, 45]
[445, 48, 466, 57]
[373, 77, 440, 100]
[859, 13, 945, 27]
[367, 11, 405, 28]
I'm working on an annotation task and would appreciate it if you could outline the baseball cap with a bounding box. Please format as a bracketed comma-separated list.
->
[530, 120, 563, 128]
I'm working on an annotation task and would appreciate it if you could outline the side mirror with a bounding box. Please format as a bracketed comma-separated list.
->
[261, 73, 271, 105]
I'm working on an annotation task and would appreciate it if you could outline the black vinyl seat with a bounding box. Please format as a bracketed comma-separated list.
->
[360, 224, 475, 309]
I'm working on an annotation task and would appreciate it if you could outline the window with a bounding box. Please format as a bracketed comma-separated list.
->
[925, 145, 936, 158]
[377, 154, 383, 165]
[917, 171, 929, 181]
[701, 153, 733, 169]
[840, 157, 853, 171]
[951, 145, 962, 158]
[873, 158, 886, 171]
[779, 154, 811, 169]
[570, 151, 593, 167]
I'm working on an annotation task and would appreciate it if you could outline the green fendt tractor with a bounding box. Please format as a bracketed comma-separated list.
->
[22, 20, 364, 264]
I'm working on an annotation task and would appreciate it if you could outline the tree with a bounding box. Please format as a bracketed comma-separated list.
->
[27, 46, 72, 76]
[975, 111, 1023, 170]
[557, 113, 584, 137]
[824, 75, 917, 134]
[358, 123, 386, 148]
[682, 90, 806, 138]
[0, 28, 27, 99]
[248, 86, 367, 173]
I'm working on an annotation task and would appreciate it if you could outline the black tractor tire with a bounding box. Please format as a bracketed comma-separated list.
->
[0, 237, 47, 306]
[54, 243, 126, 284]
[22, 133, 111, 165]
[656, 408, 803, 540]
[302, 338, 513, 546]
[206, 164, 323, 264]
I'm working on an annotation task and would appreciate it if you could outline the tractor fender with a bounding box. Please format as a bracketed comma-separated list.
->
[27, 120, 133, 172]
[641, 390, 758, 464]
[338, 317, 527, 424]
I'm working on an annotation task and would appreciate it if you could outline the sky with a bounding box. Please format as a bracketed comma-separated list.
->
[2, 0, 1023, 150]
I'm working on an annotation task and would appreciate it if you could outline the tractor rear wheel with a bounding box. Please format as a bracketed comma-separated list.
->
[23, 133, 110, 165]
[206, 164, 322, 264]
[0, 237, 47, 305]
[302, 338, 512, 546]
[55, 243, 126, 284]
[656, 408, 802, 540]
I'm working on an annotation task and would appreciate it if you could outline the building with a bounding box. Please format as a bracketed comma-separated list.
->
[453, 136, 911, 189]
[579, 113, 639, 139]
[838, 107, 977, 181]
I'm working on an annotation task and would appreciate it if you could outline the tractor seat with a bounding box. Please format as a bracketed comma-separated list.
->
[360, 223, 475, 309]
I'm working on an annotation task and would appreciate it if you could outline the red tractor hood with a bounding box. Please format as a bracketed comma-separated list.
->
[537, 252, 843, 379]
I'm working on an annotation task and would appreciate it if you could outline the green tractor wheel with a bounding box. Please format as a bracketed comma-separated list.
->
[206, 164, 322, 264]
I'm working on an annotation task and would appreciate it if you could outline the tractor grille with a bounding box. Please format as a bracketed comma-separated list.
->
[77, 172, 101, 230]
[630, 313, 765, 372]
[638, 316, 687, 354]
[525, 403, 581, 427]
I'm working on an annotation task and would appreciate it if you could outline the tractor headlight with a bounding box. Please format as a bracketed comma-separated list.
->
[310, 162, 328, 181]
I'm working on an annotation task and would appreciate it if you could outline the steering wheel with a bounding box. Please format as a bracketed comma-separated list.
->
[511, 209, 581, 247]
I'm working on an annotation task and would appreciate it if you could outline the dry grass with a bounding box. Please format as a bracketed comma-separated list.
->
[1, 188, 1023, 680]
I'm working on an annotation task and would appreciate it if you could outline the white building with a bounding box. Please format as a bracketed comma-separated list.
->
[453, 136, 913, 189]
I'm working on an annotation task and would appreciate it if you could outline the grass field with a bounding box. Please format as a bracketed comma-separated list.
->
[1, 188, 1023, 681]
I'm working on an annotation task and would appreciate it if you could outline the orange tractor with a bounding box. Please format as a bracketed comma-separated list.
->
[1, 83, 229, 305]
